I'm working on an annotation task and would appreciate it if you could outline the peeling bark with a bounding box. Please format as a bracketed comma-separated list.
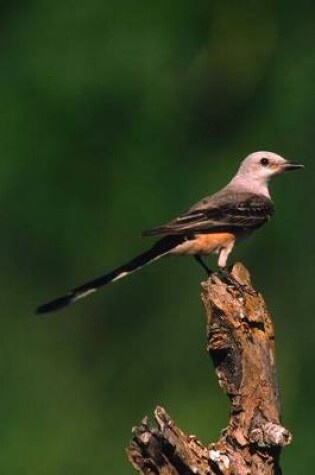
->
[127, 262, 291, 475]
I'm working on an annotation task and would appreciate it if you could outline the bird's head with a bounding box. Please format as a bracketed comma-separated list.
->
[237, 151, 304, 181]
[228, 151, 304, 197]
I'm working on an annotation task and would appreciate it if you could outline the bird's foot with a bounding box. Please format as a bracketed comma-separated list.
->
[219, 268, 257, 296]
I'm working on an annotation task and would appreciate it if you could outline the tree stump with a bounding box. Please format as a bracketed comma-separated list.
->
[127, 262, 292, 475]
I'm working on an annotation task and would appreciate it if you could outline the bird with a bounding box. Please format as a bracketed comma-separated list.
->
[36, 151, 303, 314]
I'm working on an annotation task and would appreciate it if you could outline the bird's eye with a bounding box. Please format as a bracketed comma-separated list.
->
[260, 157, 269, 166]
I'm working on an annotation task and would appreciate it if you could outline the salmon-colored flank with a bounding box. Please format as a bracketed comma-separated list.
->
[171, 232, 235, 255]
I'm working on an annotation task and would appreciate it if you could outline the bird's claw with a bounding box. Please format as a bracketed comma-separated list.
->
[219, 269, 257, 296]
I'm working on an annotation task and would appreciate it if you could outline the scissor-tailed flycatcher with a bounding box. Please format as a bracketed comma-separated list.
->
[37, 151, 303, 314]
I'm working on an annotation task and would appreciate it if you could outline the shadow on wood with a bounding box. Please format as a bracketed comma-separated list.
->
[127, 262, 292, 475]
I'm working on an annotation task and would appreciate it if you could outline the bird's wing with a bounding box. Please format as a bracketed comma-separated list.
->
[142, 191, 274, 236]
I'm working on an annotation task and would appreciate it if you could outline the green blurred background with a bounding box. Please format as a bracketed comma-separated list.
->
[1, 0, 314, 472]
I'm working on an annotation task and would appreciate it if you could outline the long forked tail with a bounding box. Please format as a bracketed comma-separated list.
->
[36, 235, 183, 314]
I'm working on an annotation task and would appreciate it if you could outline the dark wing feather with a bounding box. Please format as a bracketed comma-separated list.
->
[142, 193, 274, 236]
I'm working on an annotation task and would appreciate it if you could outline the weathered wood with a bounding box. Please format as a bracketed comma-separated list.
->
[127, 262, 291, 475]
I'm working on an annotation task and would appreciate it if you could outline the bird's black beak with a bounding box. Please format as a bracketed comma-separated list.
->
[282, 161, 304, 171]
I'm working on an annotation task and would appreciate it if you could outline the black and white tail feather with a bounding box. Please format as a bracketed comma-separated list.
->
[36, 235, 184, 314]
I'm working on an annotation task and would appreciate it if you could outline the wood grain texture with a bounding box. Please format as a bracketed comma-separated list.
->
[127, 262, 291, 475]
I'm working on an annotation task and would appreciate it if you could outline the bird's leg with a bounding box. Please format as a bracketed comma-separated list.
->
[217, 244, 253, 295]
[194, 255, 213, 276]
